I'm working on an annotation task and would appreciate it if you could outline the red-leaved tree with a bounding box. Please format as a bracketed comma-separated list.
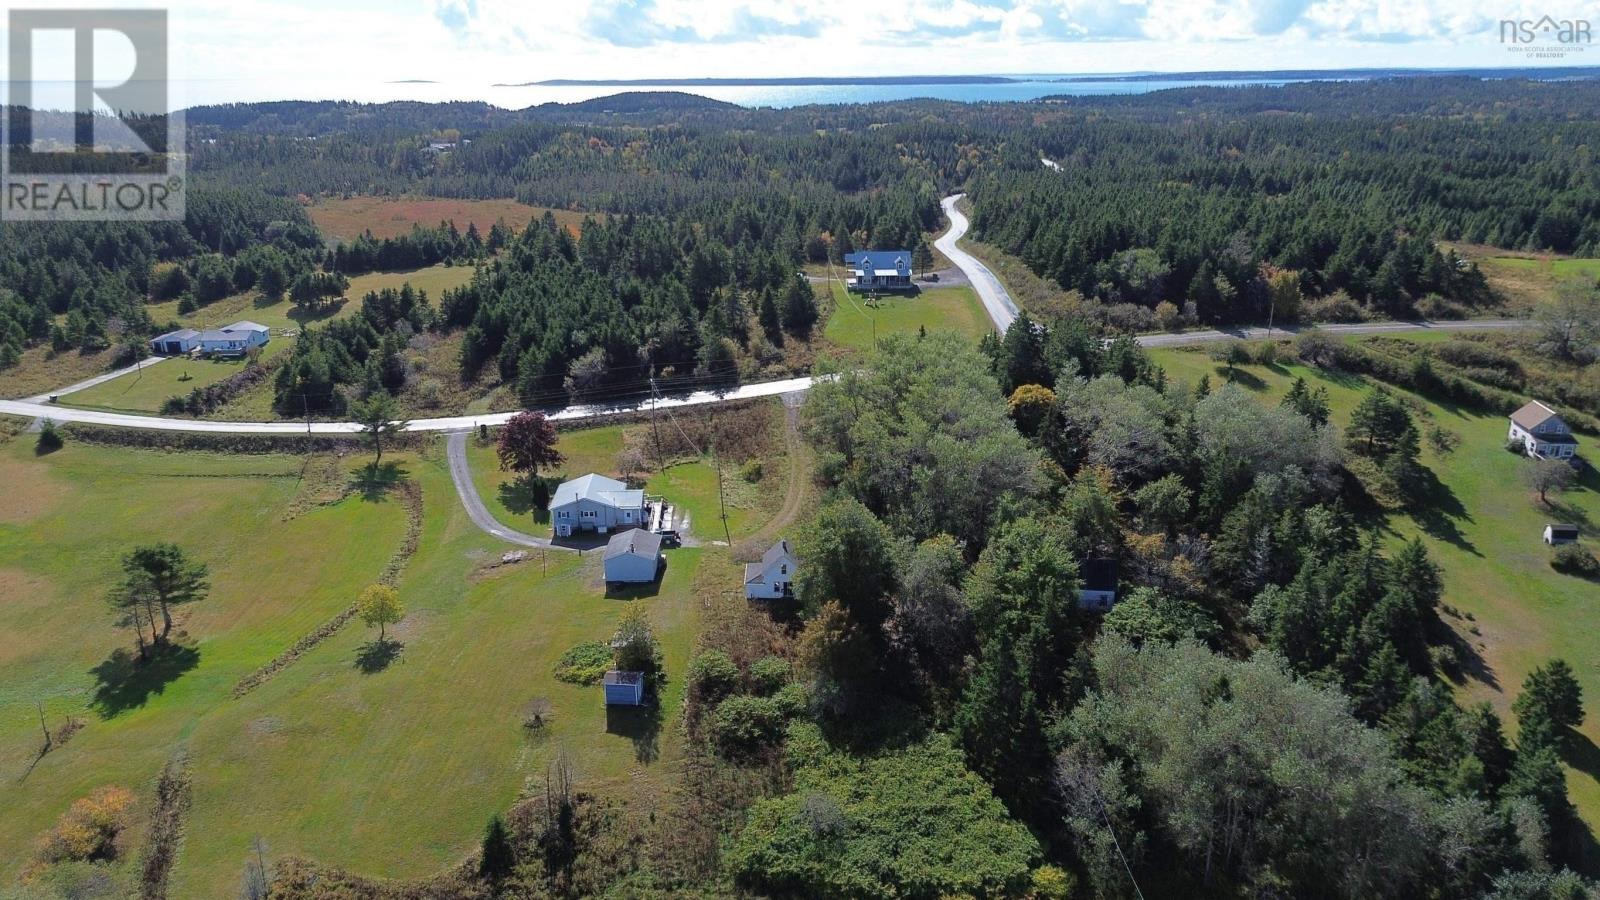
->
[496, 411, 564, 478]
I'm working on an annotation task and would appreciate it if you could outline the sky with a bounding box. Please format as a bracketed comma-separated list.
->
[0, 0, 1595, 103]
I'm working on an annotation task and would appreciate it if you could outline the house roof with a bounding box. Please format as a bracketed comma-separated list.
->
[845, 250, 912, 274]
[1548, 524, 1580, 534]
[223, 320, 270, 333]
[604, 670, 643, 686]
[151, 328, 199, 343]
[1511, 400, 1563, 431]
[744, 539, 795, 585]
[1080, 559, 1119, 593]
[550, 473, 644, 510]
[604, 528, 662, 561]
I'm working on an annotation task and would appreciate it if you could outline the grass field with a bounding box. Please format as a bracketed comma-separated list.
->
[0, 433, 710, 895]
[308, 197, 587, 242]
[822, 282, 993, 353]
[464, 420, 779, 545]
[0, 344, 124, 401]
[54, 266, 476, 417]
[1152, 342, 1600, 827]
[1470, 252, 1600, 311]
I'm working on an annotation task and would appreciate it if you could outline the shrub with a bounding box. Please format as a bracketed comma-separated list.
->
[553, 641, 612, 685]
[1551, 544, 1600, 579]
[1031, 865, 1077, 900]
[687, 650, 740, 705]
[1153, 300, 1182, 331]
[35, 419, 63, 454]
[1415, 293, 1469, 320]
[1303, 290, 1367, 323]
[771, 682, 812, 718]
[739, 459, 764, 483]
[1507, 438, 1529, 455]
[710, 695, 787, 757]
[748, 656, 792, 695]
[35, 786, 135, 865]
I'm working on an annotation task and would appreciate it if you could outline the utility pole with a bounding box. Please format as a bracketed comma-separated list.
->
[710, 408, 731, 546]
[648, 372, 666, 473]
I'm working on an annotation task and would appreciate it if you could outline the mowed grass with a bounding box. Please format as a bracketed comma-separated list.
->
[1153, 343, 1600, 827]
[465, 422, 777, 545]
[62, 356, 247, 413]
[307, 196, 587, 242]
[822, 282, 993, 354]
[0, 433, 710, 895]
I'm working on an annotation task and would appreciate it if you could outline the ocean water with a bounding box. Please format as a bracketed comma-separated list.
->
[5, 74, 1309, 111]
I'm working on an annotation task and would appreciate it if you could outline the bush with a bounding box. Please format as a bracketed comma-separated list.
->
[35, 786, 135, 865]
[1551, 544, 1600, 579]
[710, 695, 788, 757]
[35, 419, 63, 454]
[739, 459, 764, 483]
[553, 642, 612, 685]
[749, 656, 792, 695]
[770, 682, 812, 718]
[1507, 438, 1529, 455]
[687, 650, 740, 705]
[1302, 290, 1367, 323]
[1031, 865, 1077, 900]
[1415, 293, 1469, 320]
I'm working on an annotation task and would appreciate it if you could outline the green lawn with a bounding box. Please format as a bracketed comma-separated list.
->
[464, 422, 775, 545]
[1, 434, 709, 895]
[1480, 256, 1600, 279]
[62, 355, 258, 414]
[1152, 343, 1600, 826]
[822, 282, 992, 353]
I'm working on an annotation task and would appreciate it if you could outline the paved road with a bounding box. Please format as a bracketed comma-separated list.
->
[445, 430, 557, 549]
[24, 354, 167, 402]
[0, 374, 821, 435]
[935, 194, 1021, 333]
[1137, 318, 1530, 348]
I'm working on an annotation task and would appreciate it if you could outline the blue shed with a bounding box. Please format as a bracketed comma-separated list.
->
[604, 670, 645, 706]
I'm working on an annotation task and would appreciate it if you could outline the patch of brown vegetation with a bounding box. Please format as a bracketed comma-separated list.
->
[307, 196, 588, 242]
[0, 343, 120, 401]
[0, 454, 65, 525]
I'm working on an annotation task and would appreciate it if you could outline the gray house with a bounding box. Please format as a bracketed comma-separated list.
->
[149, 328, 201, 355]
[603, 529, 664, 585]
[549, 473, 646, 537]
[1509, 401, 1578, 460]
[743, 539, 797, 600]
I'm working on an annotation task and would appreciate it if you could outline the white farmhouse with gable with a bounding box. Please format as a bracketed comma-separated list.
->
[1509, 400, 1578, 460]
[743, 539, 797, 600]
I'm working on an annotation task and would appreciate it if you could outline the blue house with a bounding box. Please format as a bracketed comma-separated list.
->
[198, 321, 271, 357]
[603, 670, 645, 706]
[845, 250, 914, 293]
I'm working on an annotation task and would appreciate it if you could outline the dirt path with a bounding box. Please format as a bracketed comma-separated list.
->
[750, 391, 811, 546]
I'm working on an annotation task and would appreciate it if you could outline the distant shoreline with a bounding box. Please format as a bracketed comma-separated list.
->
[500, 75, 1017, 88]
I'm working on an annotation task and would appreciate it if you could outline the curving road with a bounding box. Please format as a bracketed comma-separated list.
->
[0, 197, 1529, 437]
[935, 194, 1021, 333]
[445, 430, 557, 549]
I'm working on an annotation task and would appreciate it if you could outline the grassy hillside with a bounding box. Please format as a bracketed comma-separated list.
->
[822, 282, 993, 353]
[1152, 342, 1600, 827]
[0, 431, 710, 895]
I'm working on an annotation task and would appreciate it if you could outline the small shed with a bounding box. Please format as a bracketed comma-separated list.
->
[1078, 559, 1119, 611]
[1545, 524, 1580, 545]
[603, 529, 664, 584]
[603, 670, 645, 706]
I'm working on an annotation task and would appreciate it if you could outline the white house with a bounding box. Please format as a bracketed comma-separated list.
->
[549, 473, 646, 537]
[603, 529, 664, 584]
[1545, 524, 1580, 545]
[1077, 559, 1119, 611]
[1509, 401, 1578, 460]
[743, 538, 797, 600]
[603, 669, 645, 706]
[844, 250, 914, 293]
